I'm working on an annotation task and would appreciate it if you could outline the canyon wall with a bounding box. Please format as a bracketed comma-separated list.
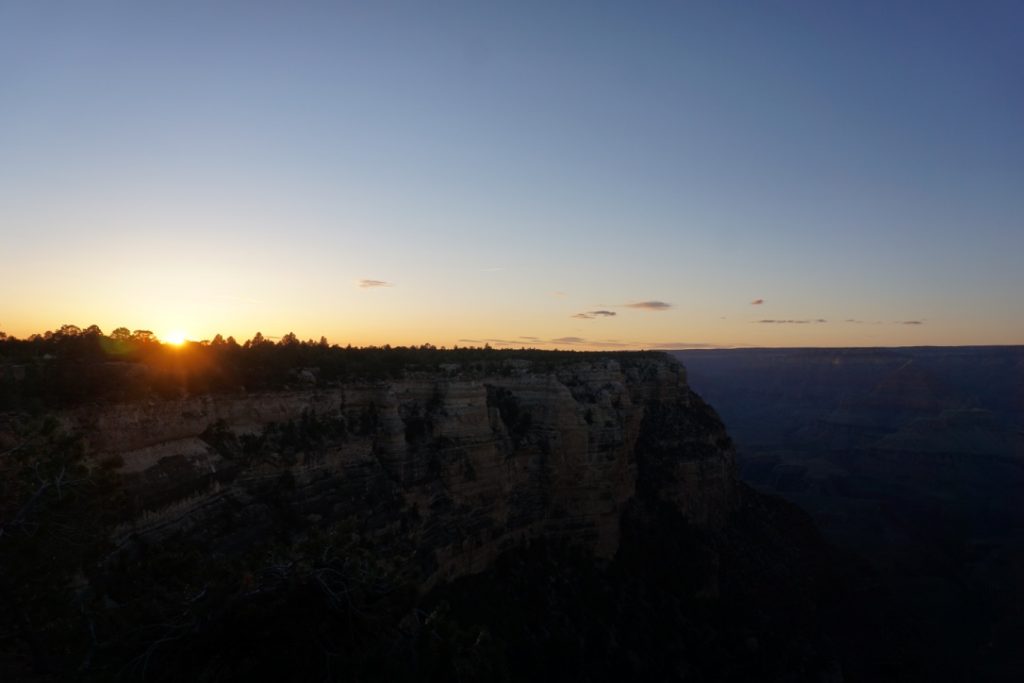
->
[68, 355, 737, 587]
[4, 353, 871, 682]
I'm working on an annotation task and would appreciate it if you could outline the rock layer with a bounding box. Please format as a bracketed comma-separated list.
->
[69, 355, 737, 587]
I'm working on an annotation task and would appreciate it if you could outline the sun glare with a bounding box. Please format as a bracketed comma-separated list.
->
[164, 330, 188, 346]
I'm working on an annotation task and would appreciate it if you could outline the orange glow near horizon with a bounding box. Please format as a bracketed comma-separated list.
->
[163, 330, 188, 346]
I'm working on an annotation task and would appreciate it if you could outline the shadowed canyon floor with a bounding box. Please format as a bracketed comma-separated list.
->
[677, 346, 1024, 682]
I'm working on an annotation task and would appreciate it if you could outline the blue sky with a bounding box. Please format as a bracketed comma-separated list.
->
[2, 1, 1022, 347]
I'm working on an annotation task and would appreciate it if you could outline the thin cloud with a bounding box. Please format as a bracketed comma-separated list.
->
[572, 310, 617, 320]
[456, 335, 722, 350]
[624, 301, 672, 311]
[751, 299, 764, 305]
[845, 318, 922, 325]
[756, 319, 828, 324]
[584, 340, 630, 348]
[456, 338, 525, 346]
[652, 342, 723, 350]
[358, 279, 392, 288]
[546, 337, 627, 348]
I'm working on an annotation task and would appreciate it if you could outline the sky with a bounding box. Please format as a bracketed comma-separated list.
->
[1, 1, 1022, 349]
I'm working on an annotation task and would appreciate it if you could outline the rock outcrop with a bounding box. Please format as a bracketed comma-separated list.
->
[68, 355, 736, 587]
[5, 352, 871, 681]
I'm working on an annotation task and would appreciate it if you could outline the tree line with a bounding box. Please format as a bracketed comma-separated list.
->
[0, 324, 662, 411]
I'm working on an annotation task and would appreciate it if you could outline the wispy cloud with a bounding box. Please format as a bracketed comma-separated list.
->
[845, 318, 923, 325]
[456, 337, 526, 346]
[358, 279, 392, 288]
[750, 298, 764, 305]
[585, 340, 630, 348]
[455, 336, 723, 350]
[548, 337, 630, 348]
[755, 319, 827, 324]
[652, 342, 723, 350]
[572, 310, 617, 320]
[624, 300, 672, 311]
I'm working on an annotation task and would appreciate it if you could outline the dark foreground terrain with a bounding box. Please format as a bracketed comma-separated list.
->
[676, 346, 1024, 681]
[0, 332, 895, 681]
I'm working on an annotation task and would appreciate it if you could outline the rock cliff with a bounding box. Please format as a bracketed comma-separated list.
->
[68, 355, 736, 588]
[3, 352, 868, 681]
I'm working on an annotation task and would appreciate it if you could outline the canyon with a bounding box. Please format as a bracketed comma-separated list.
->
[677, 346, 1024, 682]
[1, 352, 864, 680]
[68, 357, 735, 583]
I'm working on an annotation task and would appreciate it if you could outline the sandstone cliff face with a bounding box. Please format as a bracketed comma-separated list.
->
[69, 355, 736, 587]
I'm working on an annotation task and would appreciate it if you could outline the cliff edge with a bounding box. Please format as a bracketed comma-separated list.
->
[2, 353, 859, 681]
[73, 355, 736, 587]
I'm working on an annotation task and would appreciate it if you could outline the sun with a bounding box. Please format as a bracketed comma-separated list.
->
[164, 330, 188, 346]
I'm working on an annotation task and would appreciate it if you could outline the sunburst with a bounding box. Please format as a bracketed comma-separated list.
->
[164, 330, 188, 346]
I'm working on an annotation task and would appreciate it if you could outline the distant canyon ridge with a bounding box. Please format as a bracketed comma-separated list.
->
[676, 346, 1024, 681]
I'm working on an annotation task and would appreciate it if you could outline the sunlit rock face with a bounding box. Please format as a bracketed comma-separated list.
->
[67, 355, 737, 587]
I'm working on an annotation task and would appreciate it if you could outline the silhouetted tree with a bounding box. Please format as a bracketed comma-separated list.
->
[246, 332, 268, 348]
[0, 323, 665, 410]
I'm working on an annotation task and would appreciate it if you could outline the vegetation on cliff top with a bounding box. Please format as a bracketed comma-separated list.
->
[0, 325, 665, 411]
